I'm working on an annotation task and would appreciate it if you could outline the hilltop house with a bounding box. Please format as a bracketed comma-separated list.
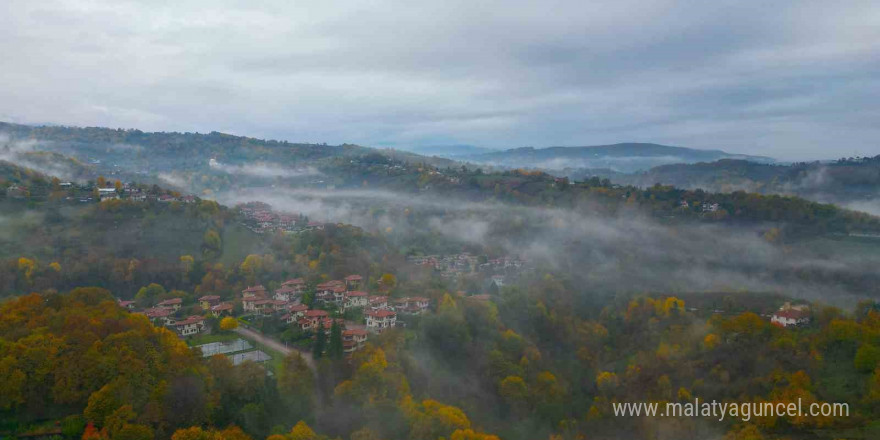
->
[157, 298, 183, 312]
[365, 310, 397, 332]
[298, 309, 331, 331]
[142, 307, 175, 326]
[198, 295, 221, 310]
[242, 285, 268, 299]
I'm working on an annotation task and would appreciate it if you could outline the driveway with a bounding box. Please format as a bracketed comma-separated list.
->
[234, 326, 316, 371]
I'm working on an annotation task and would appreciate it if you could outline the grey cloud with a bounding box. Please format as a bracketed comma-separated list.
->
[1, 0, 879, 159]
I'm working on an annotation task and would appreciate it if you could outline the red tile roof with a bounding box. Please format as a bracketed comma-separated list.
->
[366, 310, 396, 318]
[198, 295, 221, 301]
[345, 274, 363, 281]
[158, 298, 183, 305]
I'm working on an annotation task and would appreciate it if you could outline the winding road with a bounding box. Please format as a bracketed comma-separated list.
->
[234, 326, 316, 371]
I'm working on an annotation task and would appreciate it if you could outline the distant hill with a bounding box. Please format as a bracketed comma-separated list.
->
[392, 144, 498, 157]
[461, 142, 774, 173]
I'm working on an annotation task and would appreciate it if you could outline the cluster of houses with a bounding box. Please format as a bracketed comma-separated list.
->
[406, 252, 527, 280]
[120, 274, 432, 355]
[237, 202, 326, 234]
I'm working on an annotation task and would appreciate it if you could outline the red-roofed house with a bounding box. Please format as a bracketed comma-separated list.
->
[198, 295, 221, 310]
[282, 304, 310, 324]
[366, 310, 397, 332]
[771, 309, 810, 327]
[118, 299, 136, 310]
[345, 274, 363, 290]
[242, 285, 268, 299]
[369, 295, 389, 311]
[210, 302, 234, 317]
[141, 307, 175, 326]
[393, 297, 430, 315]
[157, 297, 183, 312]
[343, 328, 368, 353]
[174, 316, 206, 336]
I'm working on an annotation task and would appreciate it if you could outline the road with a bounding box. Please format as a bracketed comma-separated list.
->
[234, 326, 316, 371]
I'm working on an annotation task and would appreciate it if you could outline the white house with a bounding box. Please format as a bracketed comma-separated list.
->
[365, 310, 397, 332]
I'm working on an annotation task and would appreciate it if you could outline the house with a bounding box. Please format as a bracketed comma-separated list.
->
[280, 278, 306, 294]
[198, 295, 221, 310]
[393, 297, 430, 315]
[246, 298, 274, 316]
[369, 295, 389, 310]
[298, 309, 330, 331]
[702, 202, 720, 213]
[242, 285, 268, 299]
[274, 282, 304, 303]
[157, 297, 183, 312]
[344, 291, 369, 309]
[344, 274, 363, 290]
[282, 304, 309, 324]
[141, 307, 175, 326]
[269, 299, 290, 312]
[117, 299, 136, 310]
[315, 281, 346, 305]
[343, 329, 368, 354]
[98, 187, 118, 200]
[365, 310, 397, 332]
[6, 185, 28, 199]
[490, 275, 505, 288]
[210, 302, 234, 318]
[771, 303, 811, 327]
[174, 316, 206, 336]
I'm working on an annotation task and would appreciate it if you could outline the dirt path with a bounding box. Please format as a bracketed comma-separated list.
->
[234, 326, 316, 371]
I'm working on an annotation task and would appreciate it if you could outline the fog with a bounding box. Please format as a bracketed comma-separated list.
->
[208, 158, 322, 179]
[215, 186, 880, 307]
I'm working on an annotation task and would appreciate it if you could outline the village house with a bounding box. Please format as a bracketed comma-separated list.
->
[157, 297, 183, 312]
[315, 281, 346, 305]
[365, 309, 397, 332]
[369, 295, 389, 311]
[298, 309, 331, 331]
[282, 304, 309, 324]
[210, 302, 234, 318]
[344, 291, 369, 309]
[117, 299, 136, 310]
[173, 316, 207, 337]
[246, 298, 275, 316]
[242, 285, 268, 299]
[198, 295, 221, 310]
[393, 297, 430, 315]
[343, 329, 368, 354]
[344, 274, 363, 290]
[269, 299, 290, 312]
[141, 307, 175, 326]
[490, 275, 505, 288]
[281, 278, 306, 293]
[771, 303, 811, 328]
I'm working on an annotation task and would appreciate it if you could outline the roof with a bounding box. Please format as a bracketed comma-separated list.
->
[345, 274, 363, 281]
[366, 310, 396, 318]
[282, 278, 305, 286]
[211, 303, 233, 311]
[347, 291, 368, 297]
[158, 298, 183, 305]
[344, 329, 368, 336]
[142, 307, 171, 318]
[288, 304, 309, 312]
[175, 316, 205, 326]
[198, 295, 221, 301]
[774, 309, 808, 320]
[118, 300, 135, 306]
[242, 285, 266, 293]
[305, 309, 329, 318]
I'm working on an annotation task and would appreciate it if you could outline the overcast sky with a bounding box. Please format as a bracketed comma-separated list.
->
[1, 0, 878, 160]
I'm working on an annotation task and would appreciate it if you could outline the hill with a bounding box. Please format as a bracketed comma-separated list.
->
[461, 142, 774, 172]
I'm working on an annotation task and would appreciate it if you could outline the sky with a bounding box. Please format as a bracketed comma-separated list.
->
[1, 0, 878, 160]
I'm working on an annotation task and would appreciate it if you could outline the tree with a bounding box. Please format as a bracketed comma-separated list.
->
[220, 317, 239, 331]
[328, 320, 343, 359]
[313, 321, 326, 358]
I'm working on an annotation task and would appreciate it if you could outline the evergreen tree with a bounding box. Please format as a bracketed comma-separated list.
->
[313, 320, 326, 358]
[329, 320, 344, 359]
